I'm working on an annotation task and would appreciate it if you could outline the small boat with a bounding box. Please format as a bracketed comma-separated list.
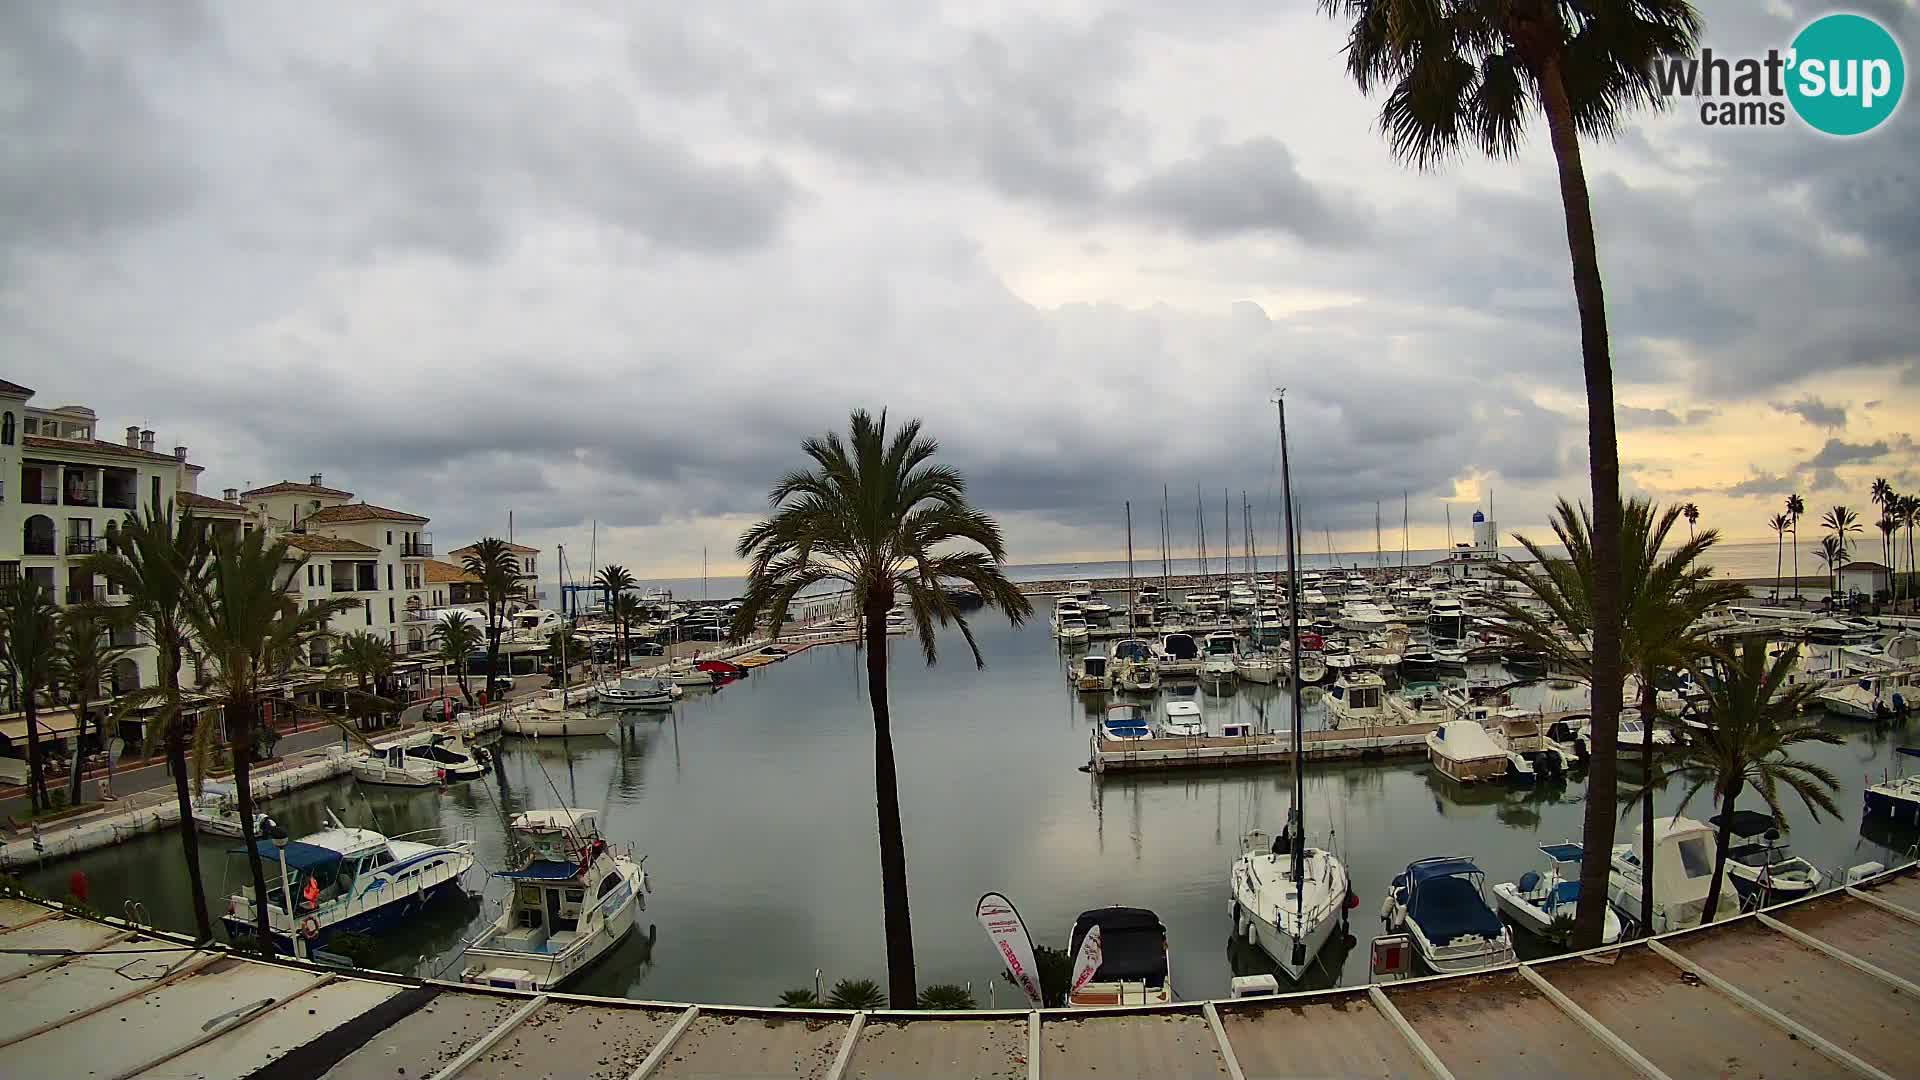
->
[1431, 645, 1469, 668]
[1234, 652, 1281, 685]
[1071, 652, 1112, 693]
[1817, 672, 1918, 720]
[1056, 615, 1091, 643]
[351, 743, 454, 788]
[1155, 633, 1201, 677]
[1616, 711, 1676, 751]
[662, 661, 716, 687]
[460, 809, 647, 992]
[1865, 748, 1920, 824]
[223, 811, 474, 952]
[503, 698, 617, 738]
[1502, 646, 1548, 672]
[1226, 584, 1258, 612]
[1387, 686, 1451, 726]
[1161, 699, 1206, 738]
[1099, 703, 1154, 743]
[1111, 639, 1161, 692]
[1425, 721, 1509, 784]
[1380, 857, 1516, 974]
[1493, 843, 1622, 943]
[1607, 816, 1741, 934]
[191, 781, 267, 839]
[1230, 830, 1353, 983]
[1483, 710, 1574, 783]
[1325, 671, 1389, 729]
[1250, 609, 1288, 647]
[1200, 631, 1239, 680]
[1399, 647, 1439, 677]
[1338, 602, 1391, 633]
[1066, 907, 1174, 1007]
[600, 674, 683, 708]
[1081, 596, 1114, 621]
[1067, 580, 1095, 600]
[1710, 810, 1825, 905]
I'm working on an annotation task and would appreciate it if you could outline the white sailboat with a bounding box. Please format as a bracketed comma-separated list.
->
[504, 610, 615, 737]
[1229, 390, 1353, 983]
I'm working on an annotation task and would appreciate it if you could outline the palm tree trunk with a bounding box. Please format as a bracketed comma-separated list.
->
[1638, 677, 1657, 937]
[229, 696, 274, 946]
[1537, 55, 1625, 952]
[863, 586, 917, 1007]
[24, 690, 44, 812]
[67, 699, 89, 807]
[162, 647, 213, 941]
[1702, 776, 1742, 925]
[1774, 531, 1783, 603]
[1791, 524, 1800, 600]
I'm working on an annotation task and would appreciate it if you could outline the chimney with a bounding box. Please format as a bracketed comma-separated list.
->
[223, 487, 238, 502]
[125, 425, 139, 448]
[310, 472, 324, 487]
[173, 445, 188, 462]
[139, 429, 155, 452]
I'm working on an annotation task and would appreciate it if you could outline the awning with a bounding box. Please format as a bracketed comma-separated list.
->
[238, 840, 342, 875]
[0, 712, 84, 742]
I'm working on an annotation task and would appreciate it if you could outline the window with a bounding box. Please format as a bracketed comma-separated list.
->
[386, 531, 393, 545]
[22, 417, 35, 435]
[370, 849, 394, 869]
[387, 565, 393, 590]
[387, 598, 395, 624]
[1, 412, 12, 445]
[363, 599, 372, 625]
[151, 476, 160, 507]
[1677, 836, 1715, 878]
[306, 565, 314, 587]
[319, 564, 326, 585]
[597, 874, 622, 900]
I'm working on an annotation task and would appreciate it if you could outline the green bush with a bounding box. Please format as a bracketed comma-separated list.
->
[825, 977, 887, 1010]
[917, 983, 976, 1010]
[777, 988, 820, 1007]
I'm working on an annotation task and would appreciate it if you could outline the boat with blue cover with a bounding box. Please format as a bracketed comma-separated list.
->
[1100, 703, 1153, 743]
[222, 811, 474, 953]
[1380, 856, 1515, 974]
[1492, 843, 1622, 943]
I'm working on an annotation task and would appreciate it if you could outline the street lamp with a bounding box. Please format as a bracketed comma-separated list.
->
[264, 816, 298, 957]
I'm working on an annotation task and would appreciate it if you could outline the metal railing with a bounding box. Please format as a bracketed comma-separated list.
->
[21, 490, 58, 505]
[403, 536, 433, 557]
[66, 584, 105, 605]
[65, 536, 105, 555]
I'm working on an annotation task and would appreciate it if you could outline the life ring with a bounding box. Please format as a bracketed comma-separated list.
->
[298, 917, 320, 941]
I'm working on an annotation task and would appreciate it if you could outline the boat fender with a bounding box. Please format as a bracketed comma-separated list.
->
[299, 916, 320, 940]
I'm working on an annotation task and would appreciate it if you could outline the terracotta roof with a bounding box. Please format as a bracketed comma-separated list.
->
[1840, 561, 1892, 572]
[300, 502, 429, 525]
[22, 435, 204, 470]
[0, 379, 33, 397]
[176, 490, 249, 515]
[424, 559, 478, 585]
[285, 534, 380, 555]
[239, 480, 355, 499]
[450, 540, 539, 555]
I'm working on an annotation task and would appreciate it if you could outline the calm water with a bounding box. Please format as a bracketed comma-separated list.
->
[29, 615, 1919, 1005]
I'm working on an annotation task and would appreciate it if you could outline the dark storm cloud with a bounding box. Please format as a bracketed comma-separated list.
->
[1803, 439, 1891, 470]
[1774, 396, 1848, 430]
[1125, 139, 1370, 245]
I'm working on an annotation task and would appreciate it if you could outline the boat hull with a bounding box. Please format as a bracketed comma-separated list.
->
[1427, 749, 1509, 784]
[1863, 787, 1920, 825]
[503, 713, 617, 738]
[462, 866, 643, 992]
[223, 873, 468, 952]
[1492, 883, 1622, 943]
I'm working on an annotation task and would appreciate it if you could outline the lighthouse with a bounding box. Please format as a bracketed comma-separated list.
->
[1472, 509, 1497, 557]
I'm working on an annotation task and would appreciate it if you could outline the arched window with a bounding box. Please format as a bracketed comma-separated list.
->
[23, 514, 54, 556]
[1, 412, 13, 445]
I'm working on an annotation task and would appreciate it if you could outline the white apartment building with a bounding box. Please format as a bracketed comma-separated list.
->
[236, 477, 436, 664]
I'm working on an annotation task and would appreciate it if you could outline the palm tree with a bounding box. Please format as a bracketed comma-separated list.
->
[596, 564, 635, 615]
[460, 539, 522, 701]
[1767, 512, 1791, 603]
[733, 410, 1032, 1006]
[1681, 502, 1699, 540]
[1490, 498, 1744, 937]
[1901, 495, 1920, 608]
[1786, 494, 1806, 600]
[609, 593, 644, 667]
[431, 613, 482, 705]
[2, 578, 61, 811]
[85, 503, 215, 939]
[1663, 640, 1839, 923]
[52, 607, 134, 805]
[1815, 536, 1846, 599]
[184, 530, 359, 944]
[1871, 477, 1894, 564]
[1877, 515, 1900, 601]
[1315, 0, 1700, 950]
[334, 631, 397, 730]
[1822, 505, 1862, 562]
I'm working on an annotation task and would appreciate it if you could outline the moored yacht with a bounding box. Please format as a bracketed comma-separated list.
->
[460, 809, 647, 992]
[504, 696, 617, 738]
[1607, 816, 1741, 934]
[1711, 810, 1825, 905]
[191, 780, 267, 839]
[1072, 652, 1112, 693]
[1081, 595, 1114, 621]
[1155, 632, 1201, 677]
[1865, 748, 1920, 824]
[1066, 907, 1174, 1007]
[1338, 601, 1390, 633]
[1099, 703, 1154, 742]
[1493, 844, 1622, 943]
[1380, 857, 1515, 974]
[1109, 638, 1161, 692]
[1056, 614, 1091, 643]
[600, 674, 683, 708]
[351, 743, 459, 788]
[1425, 721, 1508, 784]
[1325, 670, 1389, 728]
[1161, 699, 1207, 738]
[1200, 631, 1239, 680]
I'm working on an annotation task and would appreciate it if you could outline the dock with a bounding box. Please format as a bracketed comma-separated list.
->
[0, 864, 1916, 1078]
[1089, 712, 1588, 774]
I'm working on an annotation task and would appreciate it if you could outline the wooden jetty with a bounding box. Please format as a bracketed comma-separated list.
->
[2, 863, 1917, 1078]
[1089, 712, 1588, 774]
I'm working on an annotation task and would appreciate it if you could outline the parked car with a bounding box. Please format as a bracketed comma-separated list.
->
[633, 641, 665, 656]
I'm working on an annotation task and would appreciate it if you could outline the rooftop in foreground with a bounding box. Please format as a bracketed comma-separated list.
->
[0, 865, 1915, 1078]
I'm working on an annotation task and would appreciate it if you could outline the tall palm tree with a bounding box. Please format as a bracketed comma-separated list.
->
[596, 564, 635, 615]
[431, 613, 482, 705]
[610, 593, 645, 667]
[334, 631, 397, 730]
[1822, 505, 1862, 562]
[184, 530, 358, 944]
[52, 607, 134, 805]
[1, 578, 61, 811]
[1815, 536, 1846, 599]
[1315, 0, 1700, 950]
[1490, 498, 1743, 936]
[86, 504, 215, 939]
[1877, 515, 1900, 601]
[1871, 477, 1894, 564]
[1681, 502, 1699, 540]
[1901, 495, 1920, 608]
[1786, 494, 1806, 600]
[733, 409, 1032, 1005]
[1664, 640, 1839, 923]
[1767, 512, 1791, 603]
[461, 539, 522, 700]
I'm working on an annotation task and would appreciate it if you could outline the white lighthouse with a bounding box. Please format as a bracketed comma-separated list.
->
[1472, 509, 1498, 557]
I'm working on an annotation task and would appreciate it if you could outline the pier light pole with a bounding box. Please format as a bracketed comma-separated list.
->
[265, 817, 301, 959]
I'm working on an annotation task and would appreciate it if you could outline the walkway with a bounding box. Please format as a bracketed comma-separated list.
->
[0, 865, 1914, 1078]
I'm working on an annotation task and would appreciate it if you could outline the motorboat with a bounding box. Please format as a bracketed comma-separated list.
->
[1161, 699, 1207, 738]
[223, 810, 473, 953]
[1386, 687, 1451, 726]
[1067, 580, 1095, 600]
[1071, 652, 1112, 693]
[191, 780, 267, 839]
[1493, 844, 1622, 943]
[1056, 615, 1091, 643]
[351, 743, 455, 788]
[1185, 591, 1224, 618]
[1100, 703, 1154, 743]
[1710, 810, 1825, 906]
[1155, 633, 1201, 677]
[1200, 631, 1239, 680]
[1226, 584, 1258, 612]
[1234, 652, 1281, 685]
[661, 661, 716, 687]
[1250, 609, 1288, 647]
[1230, 829, 1353, 983]
[1338, 602, 1391, 633]
[1864, 747, 1920, 825]
[1081, 596, 1114, 621]
[1380, 857, 1516, 974]
[1431, 644, 1469, 668]
[1616, 711, 1676, 751]
[1816, 670, 1918, 721]
[1425, 721, 1509, 784]
[1399, 647, 1439, 678]
[1426, 596, 1466, 643]
[1111, 639, 1160, 692]
[1325, 671, 1390, 729]
[1482, 709, 1574, 783]
[1607, 816, 1741, 934]
[600, 674, 683, 708]
[404, 731, 491, 780]
[460, 809, 646, 992]
[1066, 907, 1174, 1007]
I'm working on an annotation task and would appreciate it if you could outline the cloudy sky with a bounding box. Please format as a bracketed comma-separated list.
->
[5, 1, 1916, 577]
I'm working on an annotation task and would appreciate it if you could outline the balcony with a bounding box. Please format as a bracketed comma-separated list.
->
[21, 489, 58, 506]
[103, 490, 138, 510]
[0, 563, 17, 589]
[65, 536, 105, 556]
[64, 486, 98, 508]
[330, 580, 358, 593]
[402, 535, 433, 558]
[66, 584, 105, 605]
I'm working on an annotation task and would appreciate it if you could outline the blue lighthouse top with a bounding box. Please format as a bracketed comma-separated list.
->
[1471, 510, 1486, 523]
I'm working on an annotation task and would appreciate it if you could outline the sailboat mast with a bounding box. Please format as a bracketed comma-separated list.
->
[1375, 500, 1382, 570]
[1161, 484, 1171, 592]
[557, 544, 569, 707]
[1402, 491, 1409, 570]
[1196, 486, 1207, 587]
[1125, 502, 1136, 626]
[1223, 488, 1232, 587]
[1275, 392, 1307, 905]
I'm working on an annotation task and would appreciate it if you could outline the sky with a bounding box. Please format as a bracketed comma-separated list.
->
[4, 1, 1916, 578]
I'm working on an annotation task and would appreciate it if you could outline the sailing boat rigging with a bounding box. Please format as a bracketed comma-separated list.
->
[1229, 390, 1354, 980]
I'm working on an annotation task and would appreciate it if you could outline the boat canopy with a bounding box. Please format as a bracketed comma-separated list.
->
[1401, 859, 1503, 945]
[1708, 809, 1780, 837]
[1538, 843, 1585, 865]
[1897, 747, 1920, 759]
[498, 858, 581, 881]
[241, 840, 343, 876]
[1112, 640, 1152, 661]
[513, 809, 599, 833]
[1069, 907, 1168, 985]
[1165, 701, 1202, 718]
